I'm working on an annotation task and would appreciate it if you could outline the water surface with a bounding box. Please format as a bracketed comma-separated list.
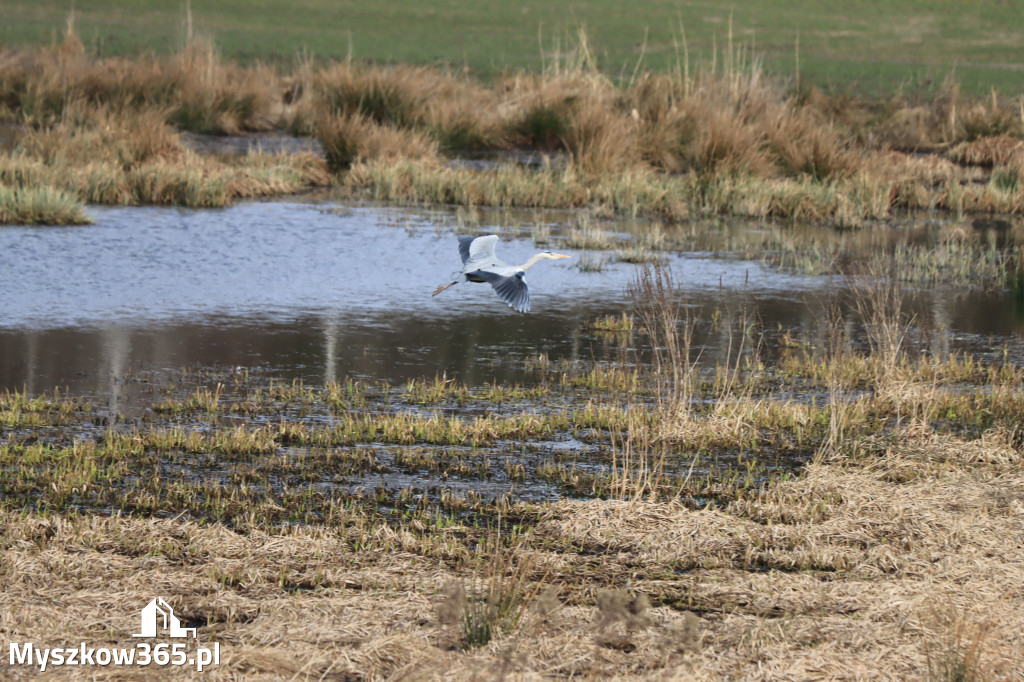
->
[2, 200, 1023, 405]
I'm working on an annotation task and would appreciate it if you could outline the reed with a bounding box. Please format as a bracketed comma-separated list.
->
[847, 262, 911, 381]
[628, 263, 696, 412]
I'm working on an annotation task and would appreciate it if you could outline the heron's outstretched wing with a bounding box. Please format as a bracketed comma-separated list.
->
[457, 235, 475, 264]
[466, 269, 530, 313]
[458, 235, 499, 265]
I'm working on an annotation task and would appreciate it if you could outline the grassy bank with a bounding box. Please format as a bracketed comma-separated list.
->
[1, 269, 1023, 678]
[2, 26, 1024, 227]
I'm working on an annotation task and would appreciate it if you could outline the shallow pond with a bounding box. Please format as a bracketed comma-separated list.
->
[3, 199, 1024, 404]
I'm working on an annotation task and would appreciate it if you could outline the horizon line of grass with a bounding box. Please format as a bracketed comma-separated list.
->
[6, 1, 1024, 97]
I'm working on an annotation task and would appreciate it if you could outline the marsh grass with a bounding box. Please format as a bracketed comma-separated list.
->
[2, 106, 329, 209]
[629, 263, 696, 411]
[3, 425, 1022, 679]
[0, 183, 89, 224]
[5, 26, 1024, 223]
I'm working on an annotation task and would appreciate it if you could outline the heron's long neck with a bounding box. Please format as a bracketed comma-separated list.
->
[519, 253, 548, 271]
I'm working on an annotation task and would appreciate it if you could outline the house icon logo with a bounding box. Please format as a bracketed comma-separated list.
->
[133, 598, 197, 639]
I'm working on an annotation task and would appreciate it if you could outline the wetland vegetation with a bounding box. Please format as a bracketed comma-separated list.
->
[3, 266, 1024, 678]
[2, 20, 1024, 233]
[3, 9, 1024, 680]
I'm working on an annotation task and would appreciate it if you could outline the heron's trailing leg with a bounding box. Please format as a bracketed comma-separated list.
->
[432, 281, 458, 296]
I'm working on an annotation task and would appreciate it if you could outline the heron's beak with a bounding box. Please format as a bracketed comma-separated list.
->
[552, 253, 570, 259]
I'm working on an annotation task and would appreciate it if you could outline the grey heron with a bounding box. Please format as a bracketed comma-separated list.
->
[431, 234, 570, 312]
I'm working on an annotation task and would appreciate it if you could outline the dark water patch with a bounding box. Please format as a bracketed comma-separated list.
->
[445, 150, 569, 171]
[181, 131, 323, 157]
[0, 121, 22, 152]
[178, 132, 564, 174]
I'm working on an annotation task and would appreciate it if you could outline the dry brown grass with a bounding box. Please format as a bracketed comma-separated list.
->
[316, 111, 439, 172]
[2, 425, 1021, 680]
[309, 60, 503, 152]
[0, 30, 275, 135]
[6, 28, 1024, 223]
[535, 429, 1024, 680]
[1, 104, 329, 210]
[6, 27, 1024, 223]
[947, 135, 1024, 167]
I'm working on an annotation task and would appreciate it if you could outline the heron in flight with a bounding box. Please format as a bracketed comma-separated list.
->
[432, 235, 570, 312]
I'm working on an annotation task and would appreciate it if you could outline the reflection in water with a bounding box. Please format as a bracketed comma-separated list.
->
[2, 200, 1024, 409]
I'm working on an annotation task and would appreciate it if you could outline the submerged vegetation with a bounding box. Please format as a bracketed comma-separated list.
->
[2, 23, 1024, 228]
[2, 267, 1024, 677]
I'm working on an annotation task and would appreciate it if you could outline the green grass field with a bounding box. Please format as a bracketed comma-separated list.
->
[2, 0, 1023, 95]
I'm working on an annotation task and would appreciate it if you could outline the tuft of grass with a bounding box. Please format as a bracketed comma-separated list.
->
[169, 38, 276, 134]
[316, 111, 437, 172]
[595, 589, 652, 640]
[925, 611, 995, 682]
[0, 183, 89, 225]
[561, 92, 638, 176]
[437, 546, 538, 650]
[615, 246, 665, 264]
